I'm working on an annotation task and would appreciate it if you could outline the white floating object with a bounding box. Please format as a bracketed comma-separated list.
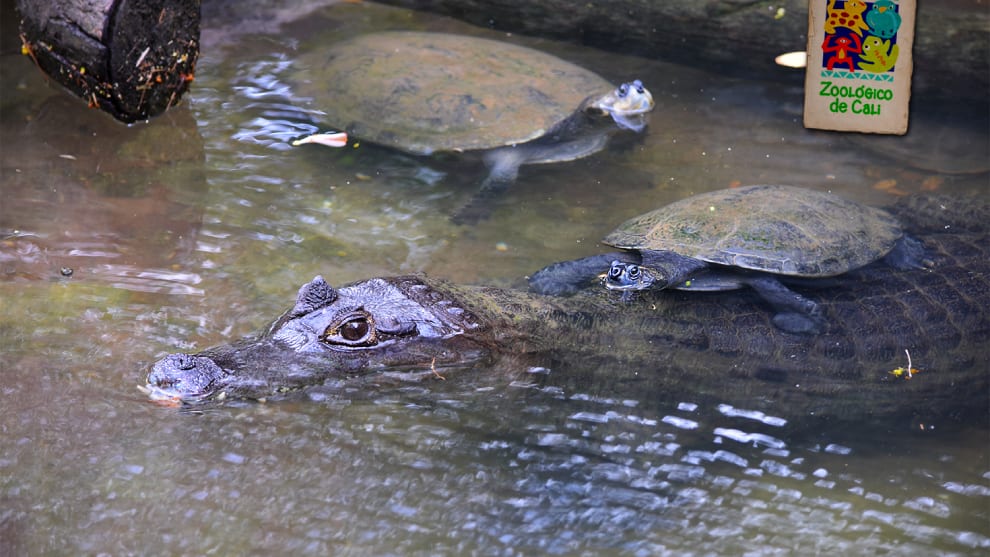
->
[292, 131, 348, 148]
[774, 51, 807, 69]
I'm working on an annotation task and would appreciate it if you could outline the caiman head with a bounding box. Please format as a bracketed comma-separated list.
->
[143, 275, 489, 403]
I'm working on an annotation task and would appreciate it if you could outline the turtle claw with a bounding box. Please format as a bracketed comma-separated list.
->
[770, 293, 826, 334]
[773, 311, 826, 335]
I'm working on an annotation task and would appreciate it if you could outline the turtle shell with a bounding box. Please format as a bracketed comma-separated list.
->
[603, 185, 904, 277]
[294, 32, 615, 156]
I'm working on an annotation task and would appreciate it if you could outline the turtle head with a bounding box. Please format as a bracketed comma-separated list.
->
[603, 260, 661, 291]
[587, 80, 655, 132]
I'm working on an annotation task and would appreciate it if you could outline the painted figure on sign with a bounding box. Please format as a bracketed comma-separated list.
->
[865, 0, 902, 39]
[822, 33, 862, 70]
[858, 36, 899, 72]
[824, 0, 870, 36]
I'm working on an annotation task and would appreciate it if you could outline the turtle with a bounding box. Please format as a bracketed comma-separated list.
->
[529, 185, 927, 334]
[292, 31, 655, 220]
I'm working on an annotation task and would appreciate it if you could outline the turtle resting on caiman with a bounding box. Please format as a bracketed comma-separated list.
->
[142, 194, 989, 425]
[292, 31, 655, 221]
[529, 185, 927, 334]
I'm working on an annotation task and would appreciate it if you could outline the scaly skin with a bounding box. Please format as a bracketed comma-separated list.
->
[146, 200, 989, 423]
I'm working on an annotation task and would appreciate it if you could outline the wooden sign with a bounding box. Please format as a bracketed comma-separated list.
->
[804, 0, 915, 134]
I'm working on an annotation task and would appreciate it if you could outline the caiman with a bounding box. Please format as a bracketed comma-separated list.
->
[144, 195, 989, 423]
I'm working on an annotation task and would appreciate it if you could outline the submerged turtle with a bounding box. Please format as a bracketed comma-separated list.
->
[529, 185, 926, 334]
[293, 31, 654, 219]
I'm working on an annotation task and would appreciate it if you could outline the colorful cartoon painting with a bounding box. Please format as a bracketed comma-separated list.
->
[865, 0, 902, 39]
[824, 0, 870, 36]
[821, 0, 901, 79]
[804, 0, 914, 134]
[859, 36, 898, 72]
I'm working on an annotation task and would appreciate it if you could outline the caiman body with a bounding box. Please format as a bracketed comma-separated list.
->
[146, 199, 989, 423]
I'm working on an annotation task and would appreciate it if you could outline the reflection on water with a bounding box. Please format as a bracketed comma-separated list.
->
[2, 365, 988, 554]
[0, 0, 987, 554]
[0, 90, 206, 293]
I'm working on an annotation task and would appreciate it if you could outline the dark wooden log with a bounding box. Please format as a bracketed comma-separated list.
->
[376, 0, 989, 106]
[16, 0, 200, 123]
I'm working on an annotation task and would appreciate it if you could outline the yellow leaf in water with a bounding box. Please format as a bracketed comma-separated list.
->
[873, 179, 907, 196]
[888, 367, 921, 379]
[921, 176, 944, 191]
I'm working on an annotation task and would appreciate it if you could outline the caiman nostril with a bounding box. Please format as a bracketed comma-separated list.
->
[173, 354, 197, 370]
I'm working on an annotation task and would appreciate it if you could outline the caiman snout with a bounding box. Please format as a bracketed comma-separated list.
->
[145, 353, 228, 402]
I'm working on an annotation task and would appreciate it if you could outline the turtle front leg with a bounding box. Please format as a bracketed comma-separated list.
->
[450, 148, 525, 224]
[530, 253, 637, 296]
[883, 235, 931, 270]
[744, 276, 825, 335]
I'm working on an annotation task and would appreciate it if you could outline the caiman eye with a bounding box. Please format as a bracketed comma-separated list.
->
[341, 319, 370, 341]
[322, 311, 378, 347]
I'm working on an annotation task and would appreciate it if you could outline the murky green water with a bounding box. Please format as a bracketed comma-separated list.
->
[2, 1, 988, 554]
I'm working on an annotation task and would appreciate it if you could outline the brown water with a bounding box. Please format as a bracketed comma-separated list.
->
[2, 1, 988, 555]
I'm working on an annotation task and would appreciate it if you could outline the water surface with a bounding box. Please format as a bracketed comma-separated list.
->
[1, 1, 987, 554]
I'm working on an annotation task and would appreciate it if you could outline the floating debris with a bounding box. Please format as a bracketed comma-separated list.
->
[872, 178, 908, 196]
[920, 175, 943, 191]
[888, 349, 921, 380]
[774, 50, 806, 68]
[292, 131, 348, 148]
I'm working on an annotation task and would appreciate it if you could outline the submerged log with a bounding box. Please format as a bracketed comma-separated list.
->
[16, 0, 200, 123]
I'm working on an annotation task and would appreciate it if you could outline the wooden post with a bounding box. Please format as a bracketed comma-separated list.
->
[16, 0, 200, 123]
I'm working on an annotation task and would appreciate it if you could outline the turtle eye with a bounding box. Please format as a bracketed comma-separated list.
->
[608, 263, 625, 280]
[618, 83, 629, 98]
[323, 311, 378, 347]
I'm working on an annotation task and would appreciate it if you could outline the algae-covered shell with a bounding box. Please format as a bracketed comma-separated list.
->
[604, 185, 903, 277]
[296, 31, 617, 155]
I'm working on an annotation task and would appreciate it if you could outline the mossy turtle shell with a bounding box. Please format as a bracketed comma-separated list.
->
[603, 185, 904, 277]
[296, 32, 616, 156]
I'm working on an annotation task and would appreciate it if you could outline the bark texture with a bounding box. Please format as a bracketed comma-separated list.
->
[16, 0, 200, 122]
